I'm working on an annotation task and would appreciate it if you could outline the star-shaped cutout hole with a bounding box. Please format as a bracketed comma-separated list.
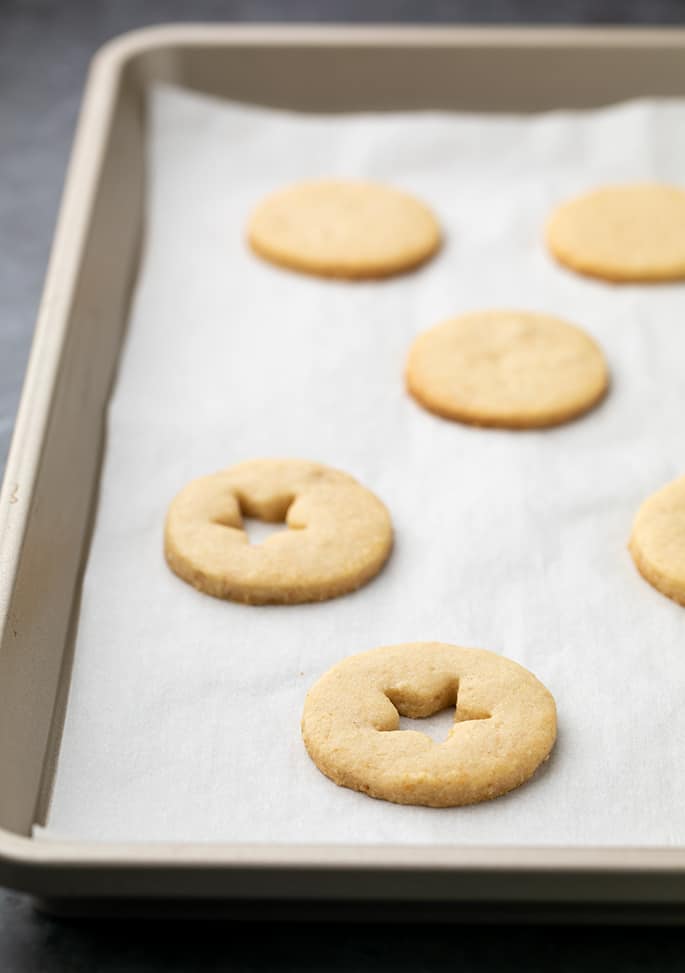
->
[385, 681, 490, 743]
[397, 705, 491, 743]
[398, 708, 460, 743]
[241, 517, 292, 546]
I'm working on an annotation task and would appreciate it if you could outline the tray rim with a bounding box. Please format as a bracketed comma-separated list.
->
[95, 20, 685, 54]
[3, 21, 685, 900]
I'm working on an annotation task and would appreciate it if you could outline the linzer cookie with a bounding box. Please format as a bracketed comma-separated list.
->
[302, 642, 557, 807]
[406, 309, 608, 429]
[546, 184, 685, 282]
[165, 459, 393, 604]
[247, 180, 441, 279]
[630, 474, 685, 607]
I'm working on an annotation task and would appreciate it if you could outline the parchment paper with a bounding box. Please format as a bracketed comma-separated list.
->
[41, 85, 685, 845]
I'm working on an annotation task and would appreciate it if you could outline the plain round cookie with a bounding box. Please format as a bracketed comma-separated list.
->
[165, 459, 393, 605]
[546, 184, 685, 282]
[247, 180, 441, 279]
[629, 475, 685, 607]
[405, 309, 609, 429]
[302, 642, 557, 808]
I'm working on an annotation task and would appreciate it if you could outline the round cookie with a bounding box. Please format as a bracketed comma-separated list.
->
[165, 459, 393, 605]
[405, 309, 608, 429]
[629, 474, 685, 607]
[301, 642, 557, 807]
[546, 183, 685, 282]
[247, 180, 441, 279]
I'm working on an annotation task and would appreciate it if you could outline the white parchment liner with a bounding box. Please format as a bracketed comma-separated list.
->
[43, 86, 685, 845]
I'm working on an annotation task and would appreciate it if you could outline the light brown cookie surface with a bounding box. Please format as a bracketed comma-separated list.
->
[302, 642, 557, 808]
[546, 183, 685, 282]
[247, 180, 441, 279]
[629, 475, 685, 607]
[165, 459, 393, 604]
[405, 309, 608, 429]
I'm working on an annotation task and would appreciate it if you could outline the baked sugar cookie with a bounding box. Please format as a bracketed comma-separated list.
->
[247, 180, 441, 279]
[165, 459, 393, 604]
[546, 184, 685, 282]
[629, 475, 685, 607]
[302, 642, 556, 807]
[405, 309, 608, 429]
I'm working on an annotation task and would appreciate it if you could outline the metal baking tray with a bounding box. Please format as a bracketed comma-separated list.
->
[3, 24, 685, 920]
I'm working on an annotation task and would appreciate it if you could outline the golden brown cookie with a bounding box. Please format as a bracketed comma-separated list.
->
[546, 183, 685, 282]
[405, 309, 608, 429]
[302, 642, 557, 807]
[165, 459, 393, 605]
[247, 180, 441, 279]
[629, 474, 685, 607]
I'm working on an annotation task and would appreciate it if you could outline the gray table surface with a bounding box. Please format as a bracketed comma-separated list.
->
[3, 0, 685, 968]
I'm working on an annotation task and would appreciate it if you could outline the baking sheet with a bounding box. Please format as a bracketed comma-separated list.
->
[41, 84, 685, 845]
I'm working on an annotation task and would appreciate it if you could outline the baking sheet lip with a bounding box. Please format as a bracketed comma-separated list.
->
[0, 23, 127, 850]
[4, 830, 685, 875]
[94, 21, 685, 65]
[0, 44, 122, 631]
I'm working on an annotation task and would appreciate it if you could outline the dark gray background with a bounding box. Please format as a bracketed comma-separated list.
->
[3, 1, 685, 968]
